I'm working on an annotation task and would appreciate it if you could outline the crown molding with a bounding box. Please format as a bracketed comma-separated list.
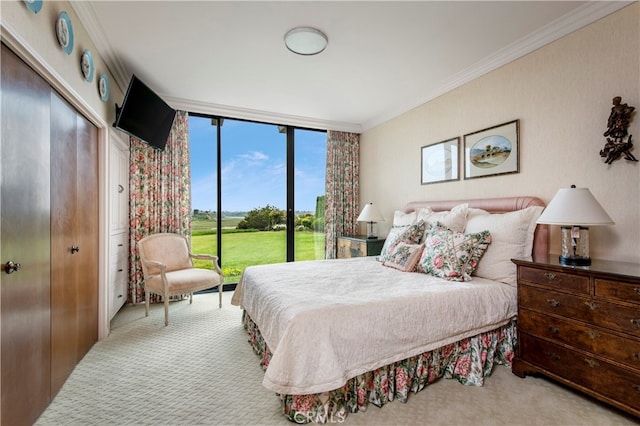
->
[361, 1, 634, 131]
[70, 1, 129, 95]
[72, 1, 633, 134]
[165, 96, 362, 133]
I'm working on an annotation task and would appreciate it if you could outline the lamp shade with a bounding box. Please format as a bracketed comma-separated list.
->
[357, 202, 385, 223]
[536, 186, 614, 226]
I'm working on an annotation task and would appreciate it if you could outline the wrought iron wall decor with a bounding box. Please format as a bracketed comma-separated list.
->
[600, 96, 636, 164]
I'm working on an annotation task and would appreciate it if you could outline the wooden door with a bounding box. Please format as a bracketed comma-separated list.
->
[0, 43, 52, 426]
[50, 92, 80, 395]
[50, 93, 98, 397]
[74, 100, 99, 361]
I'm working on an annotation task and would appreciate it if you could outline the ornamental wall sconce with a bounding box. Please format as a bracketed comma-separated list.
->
[600, 96, 637, 164]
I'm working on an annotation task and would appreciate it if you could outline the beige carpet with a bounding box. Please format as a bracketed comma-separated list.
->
[35, 292, 638, 426]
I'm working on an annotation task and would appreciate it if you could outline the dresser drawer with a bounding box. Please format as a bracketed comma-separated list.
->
[519, 285, 640, 338]
[518, 266, 589, 294]
[595, 278, 640, 306]
[519, 308, 640, 370]
[519, 333, 640, 413]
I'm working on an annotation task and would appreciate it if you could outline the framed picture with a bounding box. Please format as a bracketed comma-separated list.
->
[421, 137, 459, 185]
[464, 119, 519, 179]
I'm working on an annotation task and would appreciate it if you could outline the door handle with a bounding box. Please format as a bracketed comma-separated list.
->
[4, 260, 22, 274]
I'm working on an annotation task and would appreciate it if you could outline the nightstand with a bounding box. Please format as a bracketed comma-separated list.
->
[511, 257, 640, 418]
[337, 235, 385, 259]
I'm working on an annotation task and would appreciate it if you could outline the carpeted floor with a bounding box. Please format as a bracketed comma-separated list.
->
[35, 292, 638, 426]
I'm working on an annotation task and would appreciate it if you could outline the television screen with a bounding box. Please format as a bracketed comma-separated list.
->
[113, 75, 176, 151]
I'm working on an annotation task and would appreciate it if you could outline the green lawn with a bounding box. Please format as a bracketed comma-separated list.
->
[191, 229, 325, 283]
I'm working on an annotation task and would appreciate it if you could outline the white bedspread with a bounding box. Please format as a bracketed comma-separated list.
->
[231, 257, 517, 395]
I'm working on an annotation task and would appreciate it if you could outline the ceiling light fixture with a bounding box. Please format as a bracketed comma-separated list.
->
[284, 27, 328, 56]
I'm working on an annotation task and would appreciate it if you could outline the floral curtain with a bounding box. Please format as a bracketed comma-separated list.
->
[324, 131, 360, 259]
[128, 110, 191, 305]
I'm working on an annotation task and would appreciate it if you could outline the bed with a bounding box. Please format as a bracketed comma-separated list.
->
[231, 196, 548, 423]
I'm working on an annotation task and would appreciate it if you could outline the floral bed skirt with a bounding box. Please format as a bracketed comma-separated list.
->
[242, 310, 516, 424]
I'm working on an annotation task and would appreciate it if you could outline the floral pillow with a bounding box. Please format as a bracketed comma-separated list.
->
[416, 223, 491, 282]
[379, 220, 426, 262]
[383, 242, 425, 272]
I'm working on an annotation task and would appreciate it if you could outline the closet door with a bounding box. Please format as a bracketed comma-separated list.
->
[50, 92, 98, 396]
[75, 106, 98, 360]
[0, 43, 52, 426]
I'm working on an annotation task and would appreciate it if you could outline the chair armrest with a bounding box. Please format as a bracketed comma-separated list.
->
[142, 259, 167, 273]
[190, 253, 217, 261]
[189, 253, 223, 277]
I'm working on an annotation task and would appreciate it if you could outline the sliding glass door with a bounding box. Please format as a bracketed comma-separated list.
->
[294, 128, 326, 261]
[189, 114, 326, 283]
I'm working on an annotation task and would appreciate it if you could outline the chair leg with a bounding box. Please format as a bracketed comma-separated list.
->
[219, 283, 222, 308]
[164, 296, 169, 326]
[145, 290, 150, 317]
[189, 292, 193, 304]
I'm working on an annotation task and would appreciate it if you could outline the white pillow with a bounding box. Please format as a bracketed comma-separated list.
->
[416, 203, 469, 233]
[464, 206, 543, 286]
[393, 210, 417, 227]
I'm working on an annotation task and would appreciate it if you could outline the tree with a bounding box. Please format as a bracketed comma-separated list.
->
[237, 205, 285, 230]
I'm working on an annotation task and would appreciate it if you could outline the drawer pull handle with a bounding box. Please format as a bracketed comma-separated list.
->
[585, 330, 600, 339]
[634, 288, 640, 295]
[631, 319, 640, 329]
[547, 299, 560, 307]
[548, 326, 559, 334]
[633, 353, 640, 362]
[544, 272, 556, 281]
[584, 358, 600, 368]
[545, 351, 560, 361]
[584, 301, 599, 310]
[633, 384, 640, 393]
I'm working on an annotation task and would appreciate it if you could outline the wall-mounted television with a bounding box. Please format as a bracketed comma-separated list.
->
[113, 74, 176, 151]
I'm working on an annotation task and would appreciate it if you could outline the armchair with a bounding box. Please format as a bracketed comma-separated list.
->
[137, 233, 223, 326]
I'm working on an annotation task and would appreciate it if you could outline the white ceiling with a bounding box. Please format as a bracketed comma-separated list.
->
[72, 1, 631, 132]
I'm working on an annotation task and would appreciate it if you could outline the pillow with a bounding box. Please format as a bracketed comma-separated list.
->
[393, 210, 417, 227]
[383, 242, 424, 272]
[464, 206, 544, 286]
[379, 220, 426, 262]
[416, 203, 469, 233]
[416, 223, 491, 281]
[467, 207, 490, 219]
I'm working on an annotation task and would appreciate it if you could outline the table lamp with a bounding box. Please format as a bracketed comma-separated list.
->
[536, 185, 614, 266]
[357, 202, 385, 239]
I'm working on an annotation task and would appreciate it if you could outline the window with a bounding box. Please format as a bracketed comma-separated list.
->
[189, 114, 326, 283]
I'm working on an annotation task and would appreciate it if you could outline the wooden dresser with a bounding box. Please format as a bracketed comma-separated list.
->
[512, 257, 640, 418]
[337, 235, 385, 259]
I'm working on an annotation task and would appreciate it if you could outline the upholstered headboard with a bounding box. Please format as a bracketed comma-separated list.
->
[404, 196, 548, 262]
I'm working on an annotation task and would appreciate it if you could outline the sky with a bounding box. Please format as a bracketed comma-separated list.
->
[189, 116, 326, 213]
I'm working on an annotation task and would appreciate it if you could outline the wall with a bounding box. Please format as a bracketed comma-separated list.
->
[360, 3, 640, 263]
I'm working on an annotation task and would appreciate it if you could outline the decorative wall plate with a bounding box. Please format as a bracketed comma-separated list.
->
[99, 73, 110, 102]
[81, 49, 94, 82]
[24, 0, 43, 14]
[56, 11, 74, 55]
